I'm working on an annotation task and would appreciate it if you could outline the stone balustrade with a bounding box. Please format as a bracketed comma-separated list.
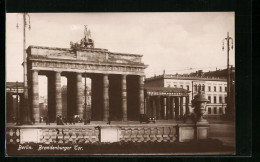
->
[6, 123, 208, 144]
[6, 125, 177, 144]
[6, 128, 21, 144]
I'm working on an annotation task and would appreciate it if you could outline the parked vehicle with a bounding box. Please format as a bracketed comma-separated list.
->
[139, 114, 156, 123]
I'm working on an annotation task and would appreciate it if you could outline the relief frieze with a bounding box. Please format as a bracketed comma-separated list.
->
[32, 61, 144, 73]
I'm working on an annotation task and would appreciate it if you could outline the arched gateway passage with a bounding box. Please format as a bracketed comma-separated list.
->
[26, 46, 147, 123]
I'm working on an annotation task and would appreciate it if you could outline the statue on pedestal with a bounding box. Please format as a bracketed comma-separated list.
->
[70, 25, 95, 50]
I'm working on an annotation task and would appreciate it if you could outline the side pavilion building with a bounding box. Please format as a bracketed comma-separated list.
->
[144, 87, 190, 120]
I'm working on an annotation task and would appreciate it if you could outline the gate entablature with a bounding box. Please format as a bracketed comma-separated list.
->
[27, 46, 147, 75]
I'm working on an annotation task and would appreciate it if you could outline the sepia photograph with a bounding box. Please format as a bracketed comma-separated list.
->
[5, 12, 235, 156]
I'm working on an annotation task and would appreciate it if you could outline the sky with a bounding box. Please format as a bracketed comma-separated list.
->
[6, 12, 235, 96]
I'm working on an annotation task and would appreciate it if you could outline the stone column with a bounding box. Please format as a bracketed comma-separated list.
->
[175, 97, 180, 120]
[167, 96, 171, 119]
[31, 70, 39, 123]
[156, 96, 161, 120]
[164, 97, 167, 119]
[76, 73, 83, 119]
[55, 71, 62, 117]
[171, 97, 175, 119]
[121, 75, 127, 121]
[180, 97, 183, 118]
[185, 96, 190, 115]
[152, 97, 156, 117]
[146, 96, 150, 116]
[138, 76, 145, 115]
[103, 74, 109, 121]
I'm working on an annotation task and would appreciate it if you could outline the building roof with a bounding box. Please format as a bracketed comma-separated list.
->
[145, 67, 235, 82]
[145, 74, 227, 82]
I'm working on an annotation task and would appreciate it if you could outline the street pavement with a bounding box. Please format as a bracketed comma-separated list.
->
[208, 119, 235, 147]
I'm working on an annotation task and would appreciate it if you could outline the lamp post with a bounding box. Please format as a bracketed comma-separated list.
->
[16, 81, 20, 125]
[222, 32, 233, 119]
[16, 13, 31, 124]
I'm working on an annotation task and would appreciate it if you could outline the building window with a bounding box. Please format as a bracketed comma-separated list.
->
[208, 96, 211, 103]
[174, 85, 177, 88]
[220, 87, 222, 92]
[208, 107, 211, 114]
[208, 86, 211, 92]
[186, 85, 189, 90]
[214, 86, 216, 92]
[225, 97, 227, 103]
[225, 87, 227, 92]
[214, 107, 217, 114]
[202, 85, 205, 91]
[180, 85, 183, 88]
[214, 96, 216, 103]
[219, 108, 223, 114]
[219, 96, 222, 103]
[194, 85, 197, 91]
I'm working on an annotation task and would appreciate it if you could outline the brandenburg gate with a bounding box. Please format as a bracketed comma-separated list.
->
[26, 40, 147, 123]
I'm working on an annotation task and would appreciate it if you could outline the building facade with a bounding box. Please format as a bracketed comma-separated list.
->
[145, 71, 229, 118]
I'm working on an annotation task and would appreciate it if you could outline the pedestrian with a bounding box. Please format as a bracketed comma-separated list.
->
[63, 116, 67, 125]
[59, 116, 64, 125]
[73, 115, 76, 125]
[45, 116, 50, 125]
[40, 116, 43, 123]
[32, 118, 35, 125]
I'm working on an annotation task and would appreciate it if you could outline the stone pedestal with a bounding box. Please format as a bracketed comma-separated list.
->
[100, 127, 119, 143]
[156, 96, 161, 120]
[196, 123, 209, 140]
[178, 124, 195, 142]
[177, 123, 209, 142]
